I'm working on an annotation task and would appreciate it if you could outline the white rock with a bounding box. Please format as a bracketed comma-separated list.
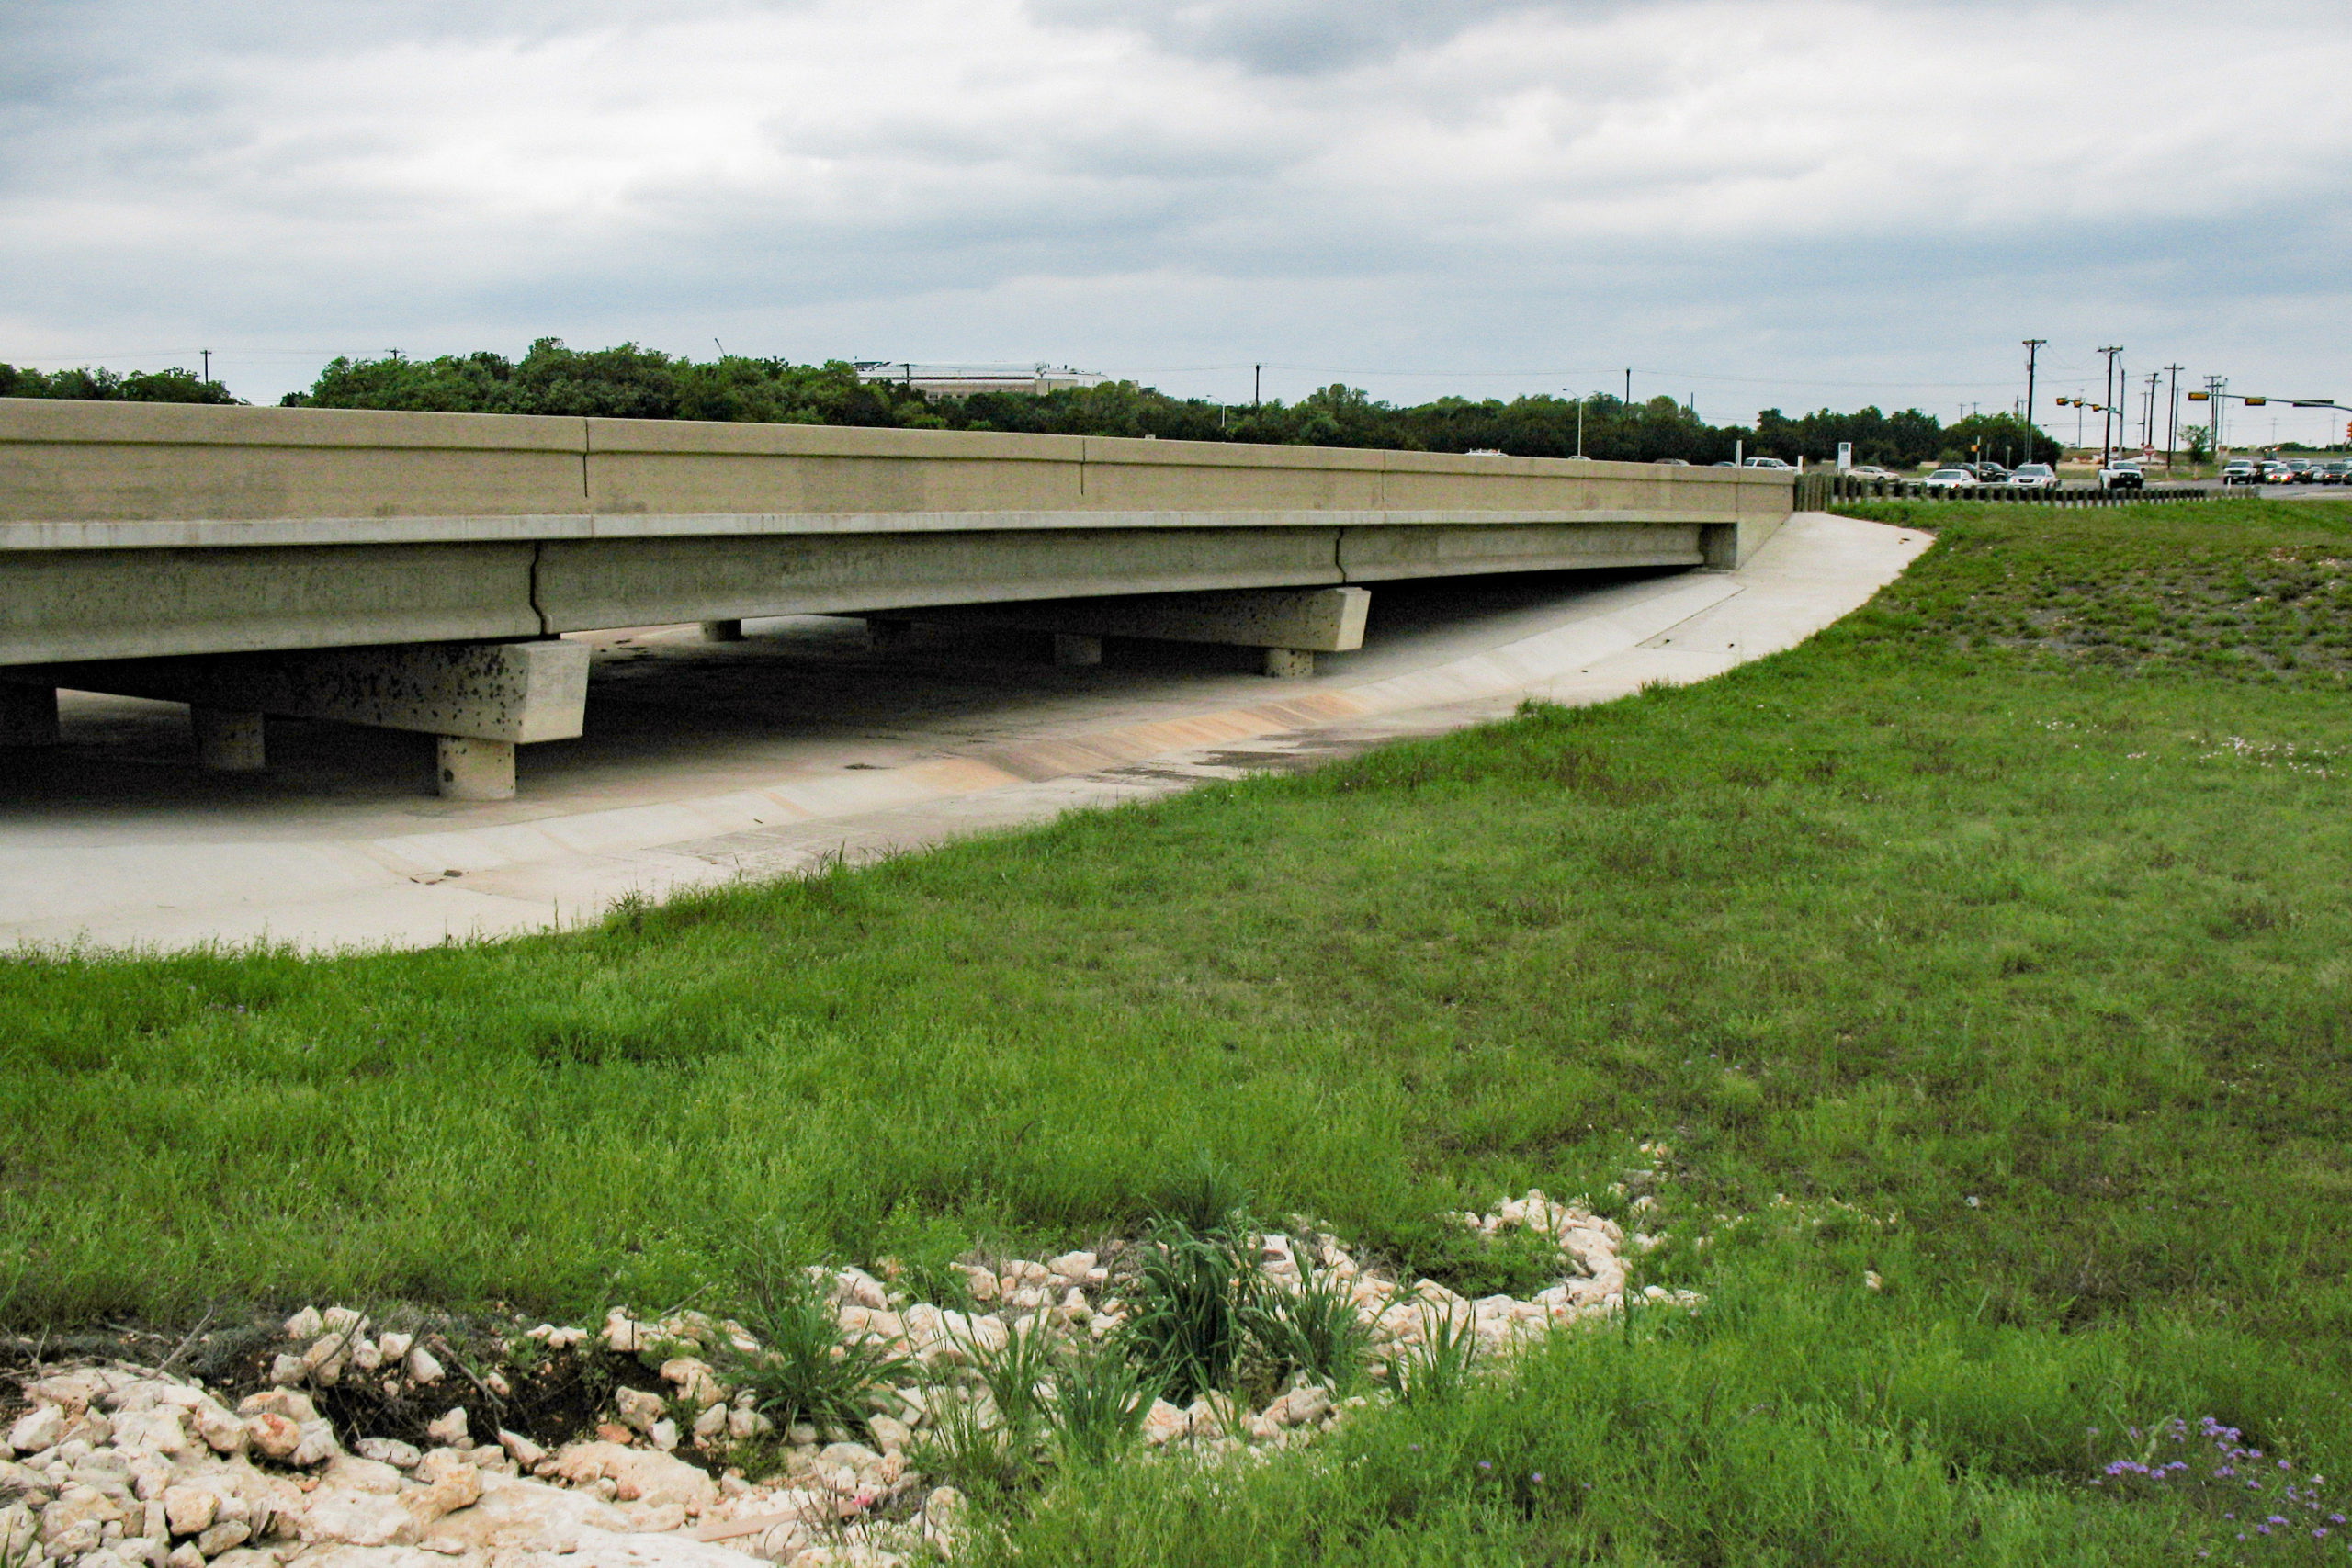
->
[1139, 1400, 1187, 1447]
[166, 1544, 204, 1568]
[291, 1419, 340, 1468]
[547, 1443, 718, 1510]
[614, 1389, 665, 1437]
[161, 1486, 217, 1538]
[647, 1419, 679, 1453]
[236, 1389, 317, 1423]
[405, 1348, 446, 1386]
[192, 1403, 246, 1457]
[497, 1431, 546, 1471]
[299, 1488, 417, 1548]
[602, 1309, 645, 1355]
[691, 1406, 729, 1444]
[659, 1359, 725, 1409]
[281, 1308, 325, 1342]
[244, 1415, 301, 1461]
[266, 1355, 307, 1387]
[194, 1519, 249, 1557]
[353, 1438, 422, 1470]
[8, 1407, 62, 1456]
[376, 1332, 413, 1362]
[401, 1463, 482, 1530]
[1046, 1251, 1097, 1285]
[836, 1270, 888, 1312]
[109, 1408, 192, 1460]
[424, 1410, 469, 1449]
[1282, 1386, 1332, 1427]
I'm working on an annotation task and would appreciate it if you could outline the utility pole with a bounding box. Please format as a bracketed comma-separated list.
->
[201, 348, 211, 384]
[1253, 364, 1261, 407]
[2022, 339, 2045, 462]
[1624, 367, 1632, 407]
[2143, 372, 2159, 451]
[1576, 395, 1585, 458]
[2097, 346, 2123, 467]
[2165, 364, 2183, 470]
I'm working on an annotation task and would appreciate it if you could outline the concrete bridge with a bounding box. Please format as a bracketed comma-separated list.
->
[0, 399, 1793, 797]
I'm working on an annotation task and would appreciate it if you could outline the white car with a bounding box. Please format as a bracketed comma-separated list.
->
[2009, 463, 2059, 490]
[1740, 456, 1796, 470]
[2098, 461, 2144, 491]
[1922, 468, 1975, 491]
[1848, 465, 1899, 481]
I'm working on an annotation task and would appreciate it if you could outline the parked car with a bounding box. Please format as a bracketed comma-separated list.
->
[1922, 468, 1975, 491]
[2098, 460, 2144, 491]
[2222, 460, 2260, 485]
[2313, 461, 2352, 485]
[1653, 457, 1691, 466]
[1966, 462, 2011, 483]
[2009, 463, 2059, 490]
[1847, 465, 1898, 481]
[2284, 458, 2316, 482]
[2261, 461, 2296, 484]
[1740, 457, 1796, 470]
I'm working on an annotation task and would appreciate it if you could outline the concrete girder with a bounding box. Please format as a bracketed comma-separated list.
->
[878, 586, 1372, 653]
[865, 586, 1374, 678]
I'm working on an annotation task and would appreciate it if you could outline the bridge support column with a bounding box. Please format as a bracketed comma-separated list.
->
[436, 737, 516, 801]
[192, 707, 266, 771]
[2, 639, 587, 796]
[1262, 648, 1316, 678]
[700, 619, 745, 642]
[0, 684, 59, 747]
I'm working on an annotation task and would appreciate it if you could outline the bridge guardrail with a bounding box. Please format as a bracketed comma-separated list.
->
[1814, 473, 2222, 508]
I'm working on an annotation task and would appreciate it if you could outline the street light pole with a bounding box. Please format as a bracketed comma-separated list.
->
[2165, 364, 2183, 470]
[2022, 338, 2046, 463]
[2097, 346, 2123, 467]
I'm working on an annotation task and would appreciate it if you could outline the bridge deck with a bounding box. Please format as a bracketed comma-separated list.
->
[3, 400, 1791, 665]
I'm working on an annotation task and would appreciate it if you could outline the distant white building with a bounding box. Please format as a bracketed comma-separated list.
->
[854, 362, 1110, 398]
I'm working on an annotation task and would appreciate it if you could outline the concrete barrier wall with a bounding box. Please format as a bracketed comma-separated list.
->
[0, 400, 1793, 664]
[1, 400, 1787, 526]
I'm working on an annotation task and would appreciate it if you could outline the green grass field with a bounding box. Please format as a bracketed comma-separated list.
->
[8, 497, 2352, 1562]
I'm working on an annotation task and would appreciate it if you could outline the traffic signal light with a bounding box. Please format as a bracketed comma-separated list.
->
[2245, 397, 2267, 407]
[2188, 391, 2211, 401]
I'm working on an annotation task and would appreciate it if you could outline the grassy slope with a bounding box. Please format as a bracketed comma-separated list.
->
[8, 498, 2352, 1561]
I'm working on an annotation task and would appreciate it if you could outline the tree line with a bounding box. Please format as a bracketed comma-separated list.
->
[6, 339, 2060, 467]
[0, 363, 238, 404]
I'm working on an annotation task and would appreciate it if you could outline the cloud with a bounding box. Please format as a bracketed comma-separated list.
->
[0, 0, 2343, 427]
[1022, 0, 1566, 75]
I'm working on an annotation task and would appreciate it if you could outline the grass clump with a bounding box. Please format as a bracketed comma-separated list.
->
[1245, 1251, 1373, 1397]
[1123, 1218, 1257, 1406]
[719, 1268, 912, 1439]
[1047, 1332, 1159, 1467]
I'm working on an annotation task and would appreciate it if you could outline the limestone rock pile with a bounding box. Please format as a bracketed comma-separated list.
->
[6, 1190, 1684, 1568]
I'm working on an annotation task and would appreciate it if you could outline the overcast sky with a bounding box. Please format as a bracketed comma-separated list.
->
[3, 0, 2346, 436]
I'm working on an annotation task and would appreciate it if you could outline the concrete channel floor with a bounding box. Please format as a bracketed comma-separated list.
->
[0, 512, 1928, 952]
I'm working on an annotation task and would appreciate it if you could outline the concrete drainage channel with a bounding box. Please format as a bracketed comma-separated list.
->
[0, 514, 1927, 952]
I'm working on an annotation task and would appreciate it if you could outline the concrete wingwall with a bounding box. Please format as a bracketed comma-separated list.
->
[0, 399, 1792, 664]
